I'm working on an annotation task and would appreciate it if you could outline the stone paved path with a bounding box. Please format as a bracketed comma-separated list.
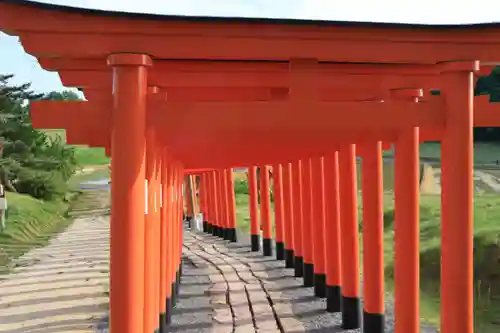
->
[182, 227, 437, 333]
[0, 215, 109, 333]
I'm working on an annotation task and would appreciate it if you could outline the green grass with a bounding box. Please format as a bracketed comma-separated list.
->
[0, 192, 72, 274]
[0, 166, 111, 274]
[233, 191, 500, 332]
[41, 129, 110, 166]
[73, 146, 109, 166]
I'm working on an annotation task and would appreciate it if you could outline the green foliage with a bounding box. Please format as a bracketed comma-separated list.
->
[0, 74, 79, 200]
[234, 178, 249, 194]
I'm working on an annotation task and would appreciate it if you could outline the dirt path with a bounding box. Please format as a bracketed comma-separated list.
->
[0, 215, 109, 333]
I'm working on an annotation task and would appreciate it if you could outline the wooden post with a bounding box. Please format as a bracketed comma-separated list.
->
[282, 163, 295, 268]
[260, 165, 273, 256]
[272, 164, 285, 260]
[248, 166, 260, 251]
[292, 160, 304, 277]
[361, 142, 385, 333]
[301, 158, 315, 286]
[311, 156, 327, 298]
[107, 53, 151, 333]
[440, 61, 477, 333]
[324, 152, 342, 312]
[339, 144, 361, 329]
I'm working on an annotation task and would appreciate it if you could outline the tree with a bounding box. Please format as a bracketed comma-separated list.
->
[0, 74, 78, 199]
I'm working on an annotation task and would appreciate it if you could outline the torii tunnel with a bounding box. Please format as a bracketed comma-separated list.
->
[4, 0, 500, 332]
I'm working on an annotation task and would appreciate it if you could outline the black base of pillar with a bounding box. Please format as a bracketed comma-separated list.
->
[171, 282, 177, 307]
[363, 311, 385, 333]
[186, 216, 192, 228]
[159, 312, 167, 333]
[207, 222, 213, 234]
[212, 225, 218, 236]
[341, 296, 361, 329]
[294, 256, 304, 277]
[285, 249, 295, 268]
[314, 273, 327, 298]
[263, 238, 273, 256]
[303, 263, 314, 287]
[326, 285, 342, 313]
[251, 234, 260, 251]
[229, 228, 237, 242]
[176, 271, 180, 296]
[165, 298, 172, 325]
[179, 263, 182, 279]
[275, 242, 285, 260]
[203, 221, 208, 233]
[217, 226, 225, 238]
[223, 228, 231, 241]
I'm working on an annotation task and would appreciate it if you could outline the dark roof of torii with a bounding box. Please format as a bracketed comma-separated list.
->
[2, 0, 500, 29]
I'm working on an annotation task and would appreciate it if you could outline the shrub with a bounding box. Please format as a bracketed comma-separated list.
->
[234, 179, 249, 194]
[14, 168, 67, 201]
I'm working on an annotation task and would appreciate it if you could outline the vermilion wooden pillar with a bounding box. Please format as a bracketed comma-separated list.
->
[291, 160, 304, 277]
[260, 165, 273, 256]
[107, 53, 151, 333]
[339, 144, 361, 329]
[301, 158, 315, 287]
[440, 61, 477, 333]
[225, 168, 238, 242]
[144, 101, 161, 333]
[361, 141, 385, 333]
[272, 164, 285, 260]
[282, 163, 295, 268]
[393, 90, 420, 333]
[185, 175, 194, 226]
[210, 171, 220, 237]
[174, 165, 183, 303]
[206, 173, 214, 234]
[201, 173, 209, 233]
[222, 169, 232, 241]
[324, 152, 342, 312]
[311, 156, 327, 298]
[160, 150, 173, 329]
[248, 166, 260, 251]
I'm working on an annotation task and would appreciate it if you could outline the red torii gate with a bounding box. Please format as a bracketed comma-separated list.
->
[3, 1, 500, 333]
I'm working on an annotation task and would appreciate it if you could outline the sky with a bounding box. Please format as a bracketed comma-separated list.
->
[1, 0, 500, 93]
